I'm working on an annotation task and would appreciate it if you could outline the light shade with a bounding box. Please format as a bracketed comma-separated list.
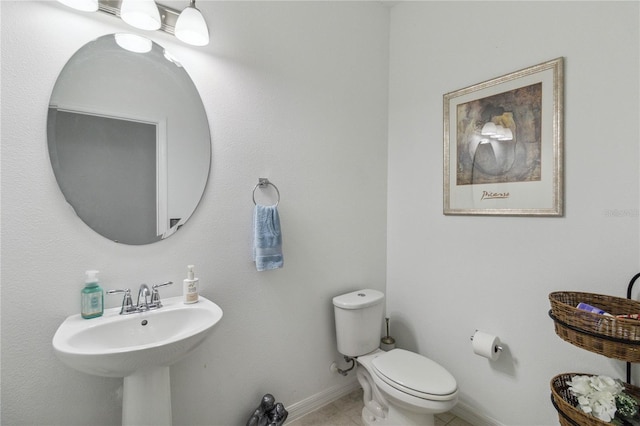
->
[120, 0, 161, 31]
[175, 1, 210, 46]
[57, 0, 99, 12]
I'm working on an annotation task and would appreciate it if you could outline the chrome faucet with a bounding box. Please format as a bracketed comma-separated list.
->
[137, 284, 151, 311]
[108, 281, 173, 314]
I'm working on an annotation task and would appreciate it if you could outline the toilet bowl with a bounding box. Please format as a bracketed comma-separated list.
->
[356, 349, 458, 426]
[332, 289, 458, 426]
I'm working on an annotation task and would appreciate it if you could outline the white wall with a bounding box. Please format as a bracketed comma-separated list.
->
[1, 1, 389, 425]
[387, 2, 639, 425]
[4, 1, 639, 425]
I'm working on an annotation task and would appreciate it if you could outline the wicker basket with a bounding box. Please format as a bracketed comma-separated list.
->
[551, 373, 640, 426]
[549, 292, 640, 362]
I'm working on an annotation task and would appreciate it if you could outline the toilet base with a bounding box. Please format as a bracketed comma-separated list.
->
[356, 349, 456, 426]
[357, 362, 436, 426]
[361, 405, 434, 426]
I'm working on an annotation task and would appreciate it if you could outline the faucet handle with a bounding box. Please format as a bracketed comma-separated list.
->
[150, 281, 173, 308]
[152, 281, 173, 290]
[107, 289, 137, 315]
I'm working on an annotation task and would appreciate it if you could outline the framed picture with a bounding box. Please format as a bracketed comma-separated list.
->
[443, 57, 564, 216]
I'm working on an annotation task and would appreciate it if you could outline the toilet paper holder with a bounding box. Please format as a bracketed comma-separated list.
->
[470, 330, 503, 353]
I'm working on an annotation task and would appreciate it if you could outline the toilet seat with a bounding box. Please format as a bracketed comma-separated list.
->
[371, 349, 457, 401]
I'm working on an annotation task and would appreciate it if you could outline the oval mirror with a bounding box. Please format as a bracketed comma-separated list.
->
[47, 34, 211, 245]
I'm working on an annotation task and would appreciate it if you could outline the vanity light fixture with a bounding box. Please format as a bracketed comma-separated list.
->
[56, 0, 210, 47]
[120, 0, 161, 31]
[57, 0, 99, 12]
[175, 0, 209, 47]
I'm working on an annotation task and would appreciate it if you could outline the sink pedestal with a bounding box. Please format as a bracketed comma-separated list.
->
[123, 366, 172, 426]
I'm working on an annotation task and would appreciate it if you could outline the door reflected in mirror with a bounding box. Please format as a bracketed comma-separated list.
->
[47, 34, 211, 245]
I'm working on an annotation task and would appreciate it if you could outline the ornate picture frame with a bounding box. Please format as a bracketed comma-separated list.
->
[443, 57, 564, 216]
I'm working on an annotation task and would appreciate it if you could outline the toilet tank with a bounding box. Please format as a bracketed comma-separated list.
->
[333, 289, 385, 357]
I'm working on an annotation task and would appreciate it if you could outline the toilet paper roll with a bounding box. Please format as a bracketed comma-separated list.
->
[472, 331, 501, 361]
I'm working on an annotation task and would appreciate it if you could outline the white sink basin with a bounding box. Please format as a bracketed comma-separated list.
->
[52, 296, 223, 377]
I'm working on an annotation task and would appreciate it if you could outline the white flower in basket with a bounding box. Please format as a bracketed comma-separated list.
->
[568, 375, 623, 422]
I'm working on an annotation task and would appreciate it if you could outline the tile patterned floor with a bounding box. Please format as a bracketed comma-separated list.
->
[286, 388, 474, 426]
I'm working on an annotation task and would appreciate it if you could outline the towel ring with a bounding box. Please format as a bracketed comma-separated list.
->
[252, 178, 280, 207]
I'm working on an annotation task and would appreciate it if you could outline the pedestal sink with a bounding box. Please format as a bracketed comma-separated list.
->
[52, 296, 223, 426]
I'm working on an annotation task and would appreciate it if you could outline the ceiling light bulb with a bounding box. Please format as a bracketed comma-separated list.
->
[175, 0, 210, 46]
[57, 0, 99, 12]
[120, 0, 161, 31]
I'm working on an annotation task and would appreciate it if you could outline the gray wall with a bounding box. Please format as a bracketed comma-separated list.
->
[49, 110, 159, 244]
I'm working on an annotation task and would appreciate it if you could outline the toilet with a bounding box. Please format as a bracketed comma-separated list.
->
[333, 289, 458, 426]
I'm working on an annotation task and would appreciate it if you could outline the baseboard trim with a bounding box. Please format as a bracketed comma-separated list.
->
[451, 400, 504, 426]
[285, 382, 505, 426]
[285, 381, 361, 423]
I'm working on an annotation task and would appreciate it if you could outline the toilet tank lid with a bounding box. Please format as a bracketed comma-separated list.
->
[332, 289, 384, 309]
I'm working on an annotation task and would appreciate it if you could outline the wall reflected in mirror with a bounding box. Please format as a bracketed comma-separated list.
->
[47, 34, 211, 245]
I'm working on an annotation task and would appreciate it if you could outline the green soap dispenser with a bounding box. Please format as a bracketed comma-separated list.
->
[81, 270, 104, 319]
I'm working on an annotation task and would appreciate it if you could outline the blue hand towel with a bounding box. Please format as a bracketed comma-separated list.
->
[253, 204, 283, 271]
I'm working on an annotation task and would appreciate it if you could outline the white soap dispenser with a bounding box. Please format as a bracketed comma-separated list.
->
[183, 265, 199, 304]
